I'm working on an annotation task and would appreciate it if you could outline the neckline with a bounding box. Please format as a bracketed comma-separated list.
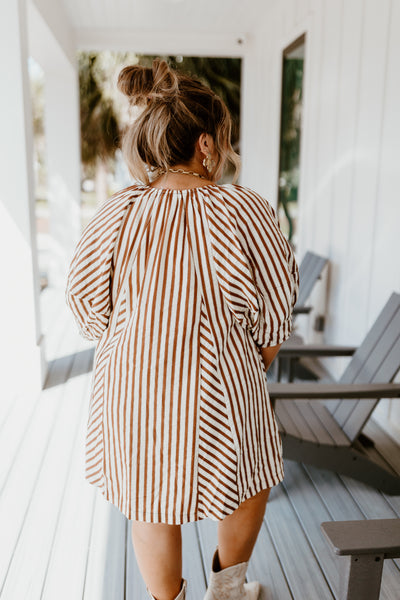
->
[141, 183, 221, 192]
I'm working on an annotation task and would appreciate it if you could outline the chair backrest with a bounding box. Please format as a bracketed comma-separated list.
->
[297, 251, 328, 308]
[325, 293, 400, 441]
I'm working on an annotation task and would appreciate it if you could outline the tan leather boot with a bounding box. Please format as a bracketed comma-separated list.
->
[147, 578, 187, 600]
[203, 548, 260, 600]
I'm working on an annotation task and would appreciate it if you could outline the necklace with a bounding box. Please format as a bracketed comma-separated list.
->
[160, 168, 208, 180]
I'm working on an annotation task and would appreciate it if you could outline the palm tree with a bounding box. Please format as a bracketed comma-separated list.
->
[78, 52, 120, 203]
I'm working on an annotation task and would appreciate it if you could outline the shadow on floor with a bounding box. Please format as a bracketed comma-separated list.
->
[43, 347, 95, 389]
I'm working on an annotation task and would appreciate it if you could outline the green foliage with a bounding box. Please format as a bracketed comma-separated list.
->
[279, 58, 303, 172]
[278, 57, 304, 242]
[78, 52, 120, 167]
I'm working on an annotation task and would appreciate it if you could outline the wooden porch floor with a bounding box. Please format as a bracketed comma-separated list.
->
[1, 288, 400, 600]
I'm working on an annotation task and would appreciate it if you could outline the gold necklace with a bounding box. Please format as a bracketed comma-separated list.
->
[161, 168, 208, 180]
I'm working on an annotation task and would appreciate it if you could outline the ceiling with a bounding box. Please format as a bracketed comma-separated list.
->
[30, 0, 276, 68]
[60, 0, 274, 37]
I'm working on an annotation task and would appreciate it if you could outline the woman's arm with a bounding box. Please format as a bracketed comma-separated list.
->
[234, 188, 299, 350]
[65, 190, 136, 340]
[260, 343, 282, 371]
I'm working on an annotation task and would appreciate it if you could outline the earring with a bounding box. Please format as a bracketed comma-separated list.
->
[202, 152, 216, 173]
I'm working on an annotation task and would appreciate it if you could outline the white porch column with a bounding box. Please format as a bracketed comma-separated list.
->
[0, 0, 45, 392]
[28, 0, 81, 289]
[240, 32, 280, 203]
[43, 64, 81, 288]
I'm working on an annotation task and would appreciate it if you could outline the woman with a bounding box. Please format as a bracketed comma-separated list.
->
[65, 59, 299, 600]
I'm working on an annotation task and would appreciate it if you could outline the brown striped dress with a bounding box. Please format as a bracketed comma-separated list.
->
[65, 183, 299, 524]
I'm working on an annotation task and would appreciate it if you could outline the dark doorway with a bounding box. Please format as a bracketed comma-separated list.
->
[277, 35, 305, 248]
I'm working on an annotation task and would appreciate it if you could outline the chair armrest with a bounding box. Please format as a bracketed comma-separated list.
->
[293, 305, 312, 315]
[321, 519, 400, 558]
[267, 382, 400, 400]
[278, 344, 357, 357]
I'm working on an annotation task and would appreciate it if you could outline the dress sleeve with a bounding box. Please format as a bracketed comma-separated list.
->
[235, 187, 299, 348]
[65, 191, 135, 341]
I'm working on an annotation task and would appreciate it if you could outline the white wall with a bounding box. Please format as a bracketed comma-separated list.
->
[243, 0, 400, 439]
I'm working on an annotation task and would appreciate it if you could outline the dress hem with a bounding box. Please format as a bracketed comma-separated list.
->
[86, 467, 285, 524]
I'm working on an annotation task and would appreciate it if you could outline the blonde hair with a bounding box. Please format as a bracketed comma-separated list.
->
[117, 59, 241, 184]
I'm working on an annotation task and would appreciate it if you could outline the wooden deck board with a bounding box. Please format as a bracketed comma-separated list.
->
[247, 517, 294, 599]
[1, 326, 93, 599]
[40, 343, 98, 600]
[182, 523, 207, 598]
[263, 483, 335, 599]
[196, 517, 218, 586]
[83, 500, 126, 600]
[0, 389, 40, 491]
[0, 324, 79, 595]
[1, 290, 400, 599]
[0, 385, 18, 430]
[281, 460, 341, 597]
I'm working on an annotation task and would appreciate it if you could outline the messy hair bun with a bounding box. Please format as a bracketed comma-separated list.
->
[117, 59, 240, 184]
[117, 59, 179, 105]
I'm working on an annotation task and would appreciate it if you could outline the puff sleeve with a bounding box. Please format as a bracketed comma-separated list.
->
[65, 191, 135, 341]
[234, 187, 299, 348]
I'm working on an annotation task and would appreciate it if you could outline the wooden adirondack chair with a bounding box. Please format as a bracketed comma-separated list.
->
[321, 519, 400, 600]
[294, 250, 328, 315]
[275, 250, 328, 380]
[268, 292, 400, 494]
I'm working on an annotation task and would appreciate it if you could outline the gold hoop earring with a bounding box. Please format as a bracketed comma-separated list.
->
[202, 152, 216, 173]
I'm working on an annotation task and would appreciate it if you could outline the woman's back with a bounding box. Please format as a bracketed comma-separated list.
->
[66, 182, 298, 524]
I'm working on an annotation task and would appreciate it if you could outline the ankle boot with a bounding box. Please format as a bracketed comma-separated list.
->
[203, 548, 260, 600]
[146, 577, 187, 600]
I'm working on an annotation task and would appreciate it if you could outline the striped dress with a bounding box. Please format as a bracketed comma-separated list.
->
[65, 183, 299, 524]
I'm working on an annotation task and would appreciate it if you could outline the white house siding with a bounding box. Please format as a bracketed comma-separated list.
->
[241, 0, 400, 438]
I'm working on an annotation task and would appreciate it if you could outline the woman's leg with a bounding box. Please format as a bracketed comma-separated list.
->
[131, 521, 183, 600]
[217, 488, 271, 569]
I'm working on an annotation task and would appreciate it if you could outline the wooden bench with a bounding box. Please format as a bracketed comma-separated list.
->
[321, 519, 400, 600]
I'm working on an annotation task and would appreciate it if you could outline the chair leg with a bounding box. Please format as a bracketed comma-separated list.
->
[339, 554, 384, 600]
[288, 357, 297, 382]
[277, 356, 290, 382]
